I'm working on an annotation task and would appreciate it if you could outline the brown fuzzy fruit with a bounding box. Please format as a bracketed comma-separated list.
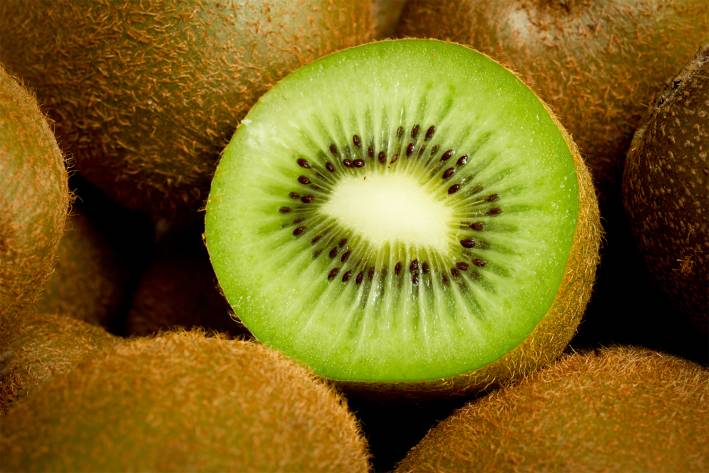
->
[397, 0, 709, 202]
[0, 331, 370, 472]
[623, 45, 708, 333]
[0, 0, 374, 224]
[373, 0, 408, 38]
[397, 346, 709, 473]
[0, 65, 69, 318]
[36, 212, 128, 328]
[0, 312, 116, 415]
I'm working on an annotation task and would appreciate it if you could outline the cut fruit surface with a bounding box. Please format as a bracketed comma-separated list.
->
[206, 39, 590, 386]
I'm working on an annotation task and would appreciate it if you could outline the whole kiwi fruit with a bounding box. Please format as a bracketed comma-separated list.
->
[623, 45, 708, 333]
[0, 0, 374, 224]
[206, 39, 601, 396]
[397, 0, 709, 202]
[397, 346, 709, 472]
[0, 65, 69, 318]
[36, 212, 128, 328]
[0, 331, 370, 472]
[0, 312, 115, 415]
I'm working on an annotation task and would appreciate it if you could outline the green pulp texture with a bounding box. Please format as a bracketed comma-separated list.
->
[206, 39, 579, 382]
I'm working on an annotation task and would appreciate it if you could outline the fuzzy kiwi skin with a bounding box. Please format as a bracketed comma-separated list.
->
[36, 213, 128, 328]
[0, 331, 370, 472]
[0, 0, 374, 225]
[342, 120, 600, 397]
[0, 66, 69, 319]
[397, 346, 709, 473]
[126, 240, 247, 338]
[398, 0, 709, 203]
[373, 0, 408, 38]
[623, 46, 708, 334]
[0, 312, 116, 415]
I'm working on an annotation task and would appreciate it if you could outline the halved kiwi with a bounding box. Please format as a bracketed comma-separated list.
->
[206, 39, 600, 395]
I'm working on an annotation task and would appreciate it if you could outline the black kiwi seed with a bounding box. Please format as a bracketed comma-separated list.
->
[293, 226, 306, 236]
[406, 143, 415, 156]
[456, 155, 468, 166]
[390, 153, 399, 164]
[422, 262, 430, 274]
[486, 193, 499, 202]
[411, 273, 420, 286]
[411, 124, 420, 139]
[289, 192, 300, 199]
[456, 262, 469, 271]
[441, 149, 454, 161]
[450, 268, 460, 278]
[329, 247, 338, 258]
[430, 144, 440, 156]
[396, 126, 404, 138]
[343, 159, 353, 167]
[487, 207, 502, 215]
[298, 175, 311, 184]
[338, 238, 347, 247]
[470, 222, 484, 231]
[410, 260, 419, 273]
[473, 258, 487, 267]
[443, 168, 455, 179]
[460, 239, 475, 248]
[395, 262, 402, 275]
[327, 267, 340, 281]
[279, 206, 291, 213]
[301, 195, 314, 203]
[367, 145, 374, 158]
[378, 151, 386, 163]
[355, 272, 364, 285]
[297, 158, 310, 168]
[329, 144, 338, 156]
[326, 162, 336, 172]
[353, 159, 365, 168]
[311, 235, 322, 244]
[425, 126, 435, 141]
[448, 184, 461, 194]
[352, 135, 361, 147]
[367, 267, 375, 280]
[340, 250, 351, 263]
[342, 271, 352, 283]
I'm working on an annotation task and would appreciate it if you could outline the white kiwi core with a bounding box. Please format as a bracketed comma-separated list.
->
[321, 173, 453, 252]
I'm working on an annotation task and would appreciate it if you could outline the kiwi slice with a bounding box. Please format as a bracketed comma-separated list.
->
[396, 347, 709, 472]
[206, 39, 600, 393]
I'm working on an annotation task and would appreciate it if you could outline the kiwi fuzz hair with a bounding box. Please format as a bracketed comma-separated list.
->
[0, 65, 69, 319]
[623, 45, 708, 333]
[396, 346, 709, 472]
[0, 0, 374, 224]
[0, 331, 370, 472]
[205, 39, 601, 396]
[0, 312, 116, 415]
[36, 212, 128, 328]
[397, 0, 709, 203]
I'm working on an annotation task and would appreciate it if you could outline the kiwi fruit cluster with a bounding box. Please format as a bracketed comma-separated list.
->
[0, 1, 706, 471]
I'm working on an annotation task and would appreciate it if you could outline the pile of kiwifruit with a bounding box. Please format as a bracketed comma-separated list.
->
[1, 1, 707, 472]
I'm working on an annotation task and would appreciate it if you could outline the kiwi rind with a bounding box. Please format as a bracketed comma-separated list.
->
[0, 330, 370, 472]
[397, 0, 709, 203]
[373, 0, 408, 38]
[623, 45, 708, 333]
[0, 312, 115, 415]
[396, 346, 709, 472]
[206, 39, 601, 395]
[0, 0, 374, 224]
[0, 65, 69, 319]
[36, 212, 128, 328]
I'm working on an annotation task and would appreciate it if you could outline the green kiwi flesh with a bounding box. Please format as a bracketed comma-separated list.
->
[623, 45, 708, 333]
[206, 39, 600, 392]
[0, 0, 374, 224]
[0, 331, 370, 472]
[36, 212, 127, 328]
[0, 65, 69, 318]
[0, 312, 115, 415]
[398, 0, 709, 202]
[396, 346, 709, 472]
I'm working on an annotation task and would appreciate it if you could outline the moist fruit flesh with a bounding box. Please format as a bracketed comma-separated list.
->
[0, 0, 374, 224]
[206, 39, 600, 390]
